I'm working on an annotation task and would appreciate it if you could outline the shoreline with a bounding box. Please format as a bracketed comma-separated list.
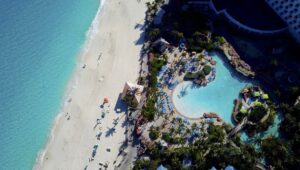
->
[34, 0, 147, 169]
[34, 0, 106, 169]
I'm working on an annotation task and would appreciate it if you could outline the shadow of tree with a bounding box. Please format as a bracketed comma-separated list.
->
[105, 127, 116, 137]
[114, 93, 129, 114]
[135, 31, 146, 45]
[121, 116, 129, 128]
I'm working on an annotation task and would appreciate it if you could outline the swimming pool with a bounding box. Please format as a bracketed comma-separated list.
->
[172, 52, 282, 141]
[172, 52, 252, 123]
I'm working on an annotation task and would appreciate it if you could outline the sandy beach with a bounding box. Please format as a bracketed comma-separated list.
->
[35, 0, 147, 169]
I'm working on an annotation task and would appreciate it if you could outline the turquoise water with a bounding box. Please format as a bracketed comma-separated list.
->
[172, 52, 281, 140]
[241, 113, 282, 142]
[172, 53, 252, 122]
[0, 0, 99, 169]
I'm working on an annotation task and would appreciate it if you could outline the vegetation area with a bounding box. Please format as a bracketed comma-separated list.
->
[202, 65, 212, 75]
[244, 108, 275, 137]
[133, 124, 259, 170]
[142, 53, 167, 121]
[138, 0, 300, 169]
[248, 105, 267, 122]
[149, 126, 160, 140]
[183, 59, 212, 81]
[183, 71, 205, 81]
[145, 0, 223, 53]
[123, 95, 138, 108]
[262, 102, 300, 169]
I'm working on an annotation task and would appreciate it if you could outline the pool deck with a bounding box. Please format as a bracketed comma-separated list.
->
[157, 48, 223, 125]
[169, 82, 224, 126]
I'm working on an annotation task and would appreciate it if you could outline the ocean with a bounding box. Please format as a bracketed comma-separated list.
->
[0, 0, 100, 169]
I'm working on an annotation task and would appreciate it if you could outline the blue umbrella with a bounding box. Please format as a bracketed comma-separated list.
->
[225, 165, 235, 170]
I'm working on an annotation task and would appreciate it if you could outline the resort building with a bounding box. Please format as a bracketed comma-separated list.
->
[265, 0, 300, 44]
[185, 0, 300, 43]
[121, 82, 144, 107]
[209, 0, 287, 35]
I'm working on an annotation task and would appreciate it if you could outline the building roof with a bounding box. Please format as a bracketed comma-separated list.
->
[212, 0, 286, 30]
[153, 38, 170, 52]
[266, 0, 300, 43]
[121, 82, 144, 104]
[153, 38, 170, 46]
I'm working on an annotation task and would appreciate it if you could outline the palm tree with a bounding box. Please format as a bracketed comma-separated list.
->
[191, 123, 197, 130]
[127, 86, 139, 96]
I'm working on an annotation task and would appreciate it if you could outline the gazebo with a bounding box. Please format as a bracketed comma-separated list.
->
[121, 82, 144, 107]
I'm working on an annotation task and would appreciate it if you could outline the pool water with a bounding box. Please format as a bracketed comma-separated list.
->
[172, 52, 252, 123]
[172, 52, 282, 141]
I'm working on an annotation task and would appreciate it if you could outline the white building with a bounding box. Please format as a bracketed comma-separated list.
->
[265, 0, 300, 43]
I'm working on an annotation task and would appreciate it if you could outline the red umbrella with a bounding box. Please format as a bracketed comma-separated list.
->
[103, 97, 109, 104]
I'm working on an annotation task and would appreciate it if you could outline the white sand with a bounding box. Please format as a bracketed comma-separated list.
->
[35, 0, 148, 169]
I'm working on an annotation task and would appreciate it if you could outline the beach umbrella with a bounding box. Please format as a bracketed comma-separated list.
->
[103, 97, 109, 104]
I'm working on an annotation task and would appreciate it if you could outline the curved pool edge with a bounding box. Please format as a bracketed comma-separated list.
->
[171, 81, 205, 120]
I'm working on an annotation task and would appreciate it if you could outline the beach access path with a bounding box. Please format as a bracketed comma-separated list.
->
[35, 0, 149, 169]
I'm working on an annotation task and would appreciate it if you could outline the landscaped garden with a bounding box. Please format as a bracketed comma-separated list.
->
[131, 0, 300, 169]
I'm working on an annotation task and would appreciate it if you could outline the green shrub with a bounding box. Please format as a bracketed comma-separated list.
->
[123, 95, 138, 108]
[202, 65, 211, 75]
[138, 76, 146, 85]
[148, 28, 160, 41]
[149, 58, 166, 87]
[202, 41, 214, 51]
[150, 58, 166, 70]
[215, 36, 225, 45]
[133, 160, 150, 170]
[170, 137, 184, 144]
[197, 71, 206, 80]
[187, 38, 203, 52]
[198, 54, 205, 61]
[149, 127, 160, 140]
[162, 132, 171, 143]
[171, 30, 184, 44]
[184, 71, 206, 81]
[142, 92, 157, 121]
[184, 72, 198, 80]
[248, 105, 267, 122]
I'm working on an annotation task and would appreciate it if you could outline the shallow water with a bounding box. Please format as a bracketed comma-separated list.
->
[172, 52, 281, 140]
[172, 53, 251, 122]
[0, 0, 99, 169]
